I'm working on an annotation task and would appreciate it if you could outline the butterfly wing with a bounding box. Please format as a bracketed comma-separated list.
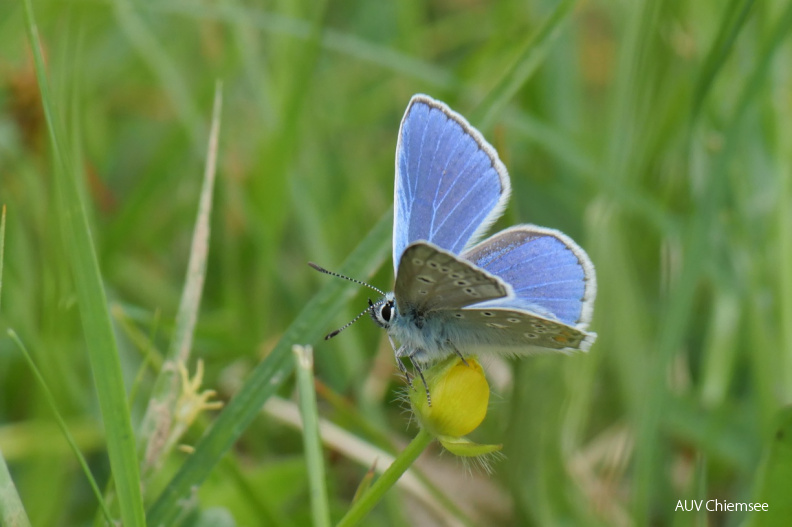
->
[462, 225, 597, 328]
[393, 95, 511, 272]
[394, 242, 511, 316]
[407, 225, 597, 357]
[435, 306, 596, 355]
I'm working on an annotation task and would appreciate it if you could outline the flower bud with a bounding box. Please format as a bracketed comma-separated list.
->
[409, 355, 490, 438]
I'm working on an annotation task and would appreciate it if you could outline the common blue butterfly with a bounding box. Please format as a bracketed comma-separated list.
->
[313, 94, 596, 381]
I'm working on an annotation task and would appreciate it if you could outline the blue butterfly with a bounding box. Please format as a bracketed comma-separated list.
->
[313, 94, 596, 382]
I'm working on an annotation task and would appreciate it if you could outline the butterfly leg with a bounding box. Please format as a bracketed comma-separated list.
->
[396, 353, 414, 387]
[448, 341, 469, 367]
[389, 335, 414, 387]
[407, 354, 432, 407]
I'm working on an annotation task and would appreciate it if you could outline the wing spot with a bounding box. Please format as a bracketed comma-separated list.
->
[481, 311, 494, 317]
[450, 272, 464, 279]
[417, 275, 435, 284]
[412, 258, 424, 266]
[532, 322, 546, 330]
[524, 332, 538, 339]
[418, 290, 428, 295]
[440, 266, 450, 273]
[453, 313, 464, 318]
[507, 318, 521, 324]
[455, 280, 470, 286]
[428, 261, 439, 269]
[464, 288, 479, 297]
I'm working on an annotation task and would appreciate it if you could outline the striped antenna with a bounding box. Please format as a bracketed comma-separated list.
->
[307, 262, 386, 296]
[308, 262, 387, 339]
[324, 299, 386, 340]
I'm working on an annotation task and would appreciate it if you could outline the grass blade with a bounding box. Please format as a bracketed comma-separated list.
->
[0, 447, 31, 527]
[690, 0, 755, 121]
[147, 210, 392, 526]
[7, 330, 113, 524]
[0, 209, 28, 527]
[747, 407, 792, 527]
[20, 1, 145, 524]
[469, 0, 578, 130]
[111, 0, 203, 142]
[292, 345, 331, 527]
[0, 204, 5, 311]
[138, 81, 223, 475]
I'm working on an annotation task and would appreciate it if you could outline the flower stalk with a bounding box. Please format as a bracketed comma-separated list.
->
[337, 427, 434, 527]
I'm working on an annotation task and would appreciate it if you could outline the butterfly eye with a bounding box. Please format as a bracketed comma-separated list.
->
[368, 298, 396, 329]
[380, 302, 393, 322]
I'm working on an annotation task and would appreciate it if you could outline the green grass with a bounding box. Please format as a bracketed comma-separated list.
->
[1, 0, 792, 525]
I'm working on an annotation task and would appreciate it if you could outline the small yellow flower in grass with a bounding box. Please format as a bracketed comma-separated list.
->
[409, 355, 502, 459]
[175, 359, 224, 428]
[165, 359, 224, 456]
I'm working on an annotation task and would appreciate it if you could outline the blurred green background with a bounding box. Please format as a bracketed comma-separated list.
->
[2, 0, 792, 525]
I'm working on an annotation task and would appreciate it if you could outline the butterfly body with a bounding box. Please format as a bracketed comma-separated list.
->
[370, 95, 597, 366]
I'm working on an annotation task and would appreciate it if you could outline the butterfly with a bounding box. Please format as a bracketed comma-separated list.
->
[312, 94, 596, 388]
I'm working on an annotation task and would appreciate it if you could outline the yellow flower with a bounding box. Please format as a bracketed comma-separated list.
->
[175, 359, 224, 427]
[409, 355, 502, 458]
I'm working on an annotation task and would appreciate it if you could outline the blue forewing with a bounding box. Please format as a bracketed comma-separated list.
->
[393, 95, 510, 271]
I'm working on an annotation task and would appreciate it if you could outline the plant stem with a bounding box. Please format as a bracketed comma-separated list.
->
[293, 345, 331, 527]
[337, 428, 434, 527]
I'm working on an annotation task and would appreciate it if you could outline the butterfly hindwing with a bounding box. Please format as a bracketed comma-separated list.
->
[462, 225, 597, 328]
[439, 307, 596, 354]
[394, 242, 510, 315]
[393, 95, 511, 271]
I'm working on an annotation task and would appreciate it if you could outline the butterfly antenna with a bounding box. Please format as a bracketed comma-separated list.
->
[307, 262, 386, 296]
[325, 299, 385, 340]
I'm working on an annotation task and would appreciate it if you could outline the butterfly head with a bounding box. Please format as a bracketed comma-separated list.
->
[369, 293, 397, 329]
